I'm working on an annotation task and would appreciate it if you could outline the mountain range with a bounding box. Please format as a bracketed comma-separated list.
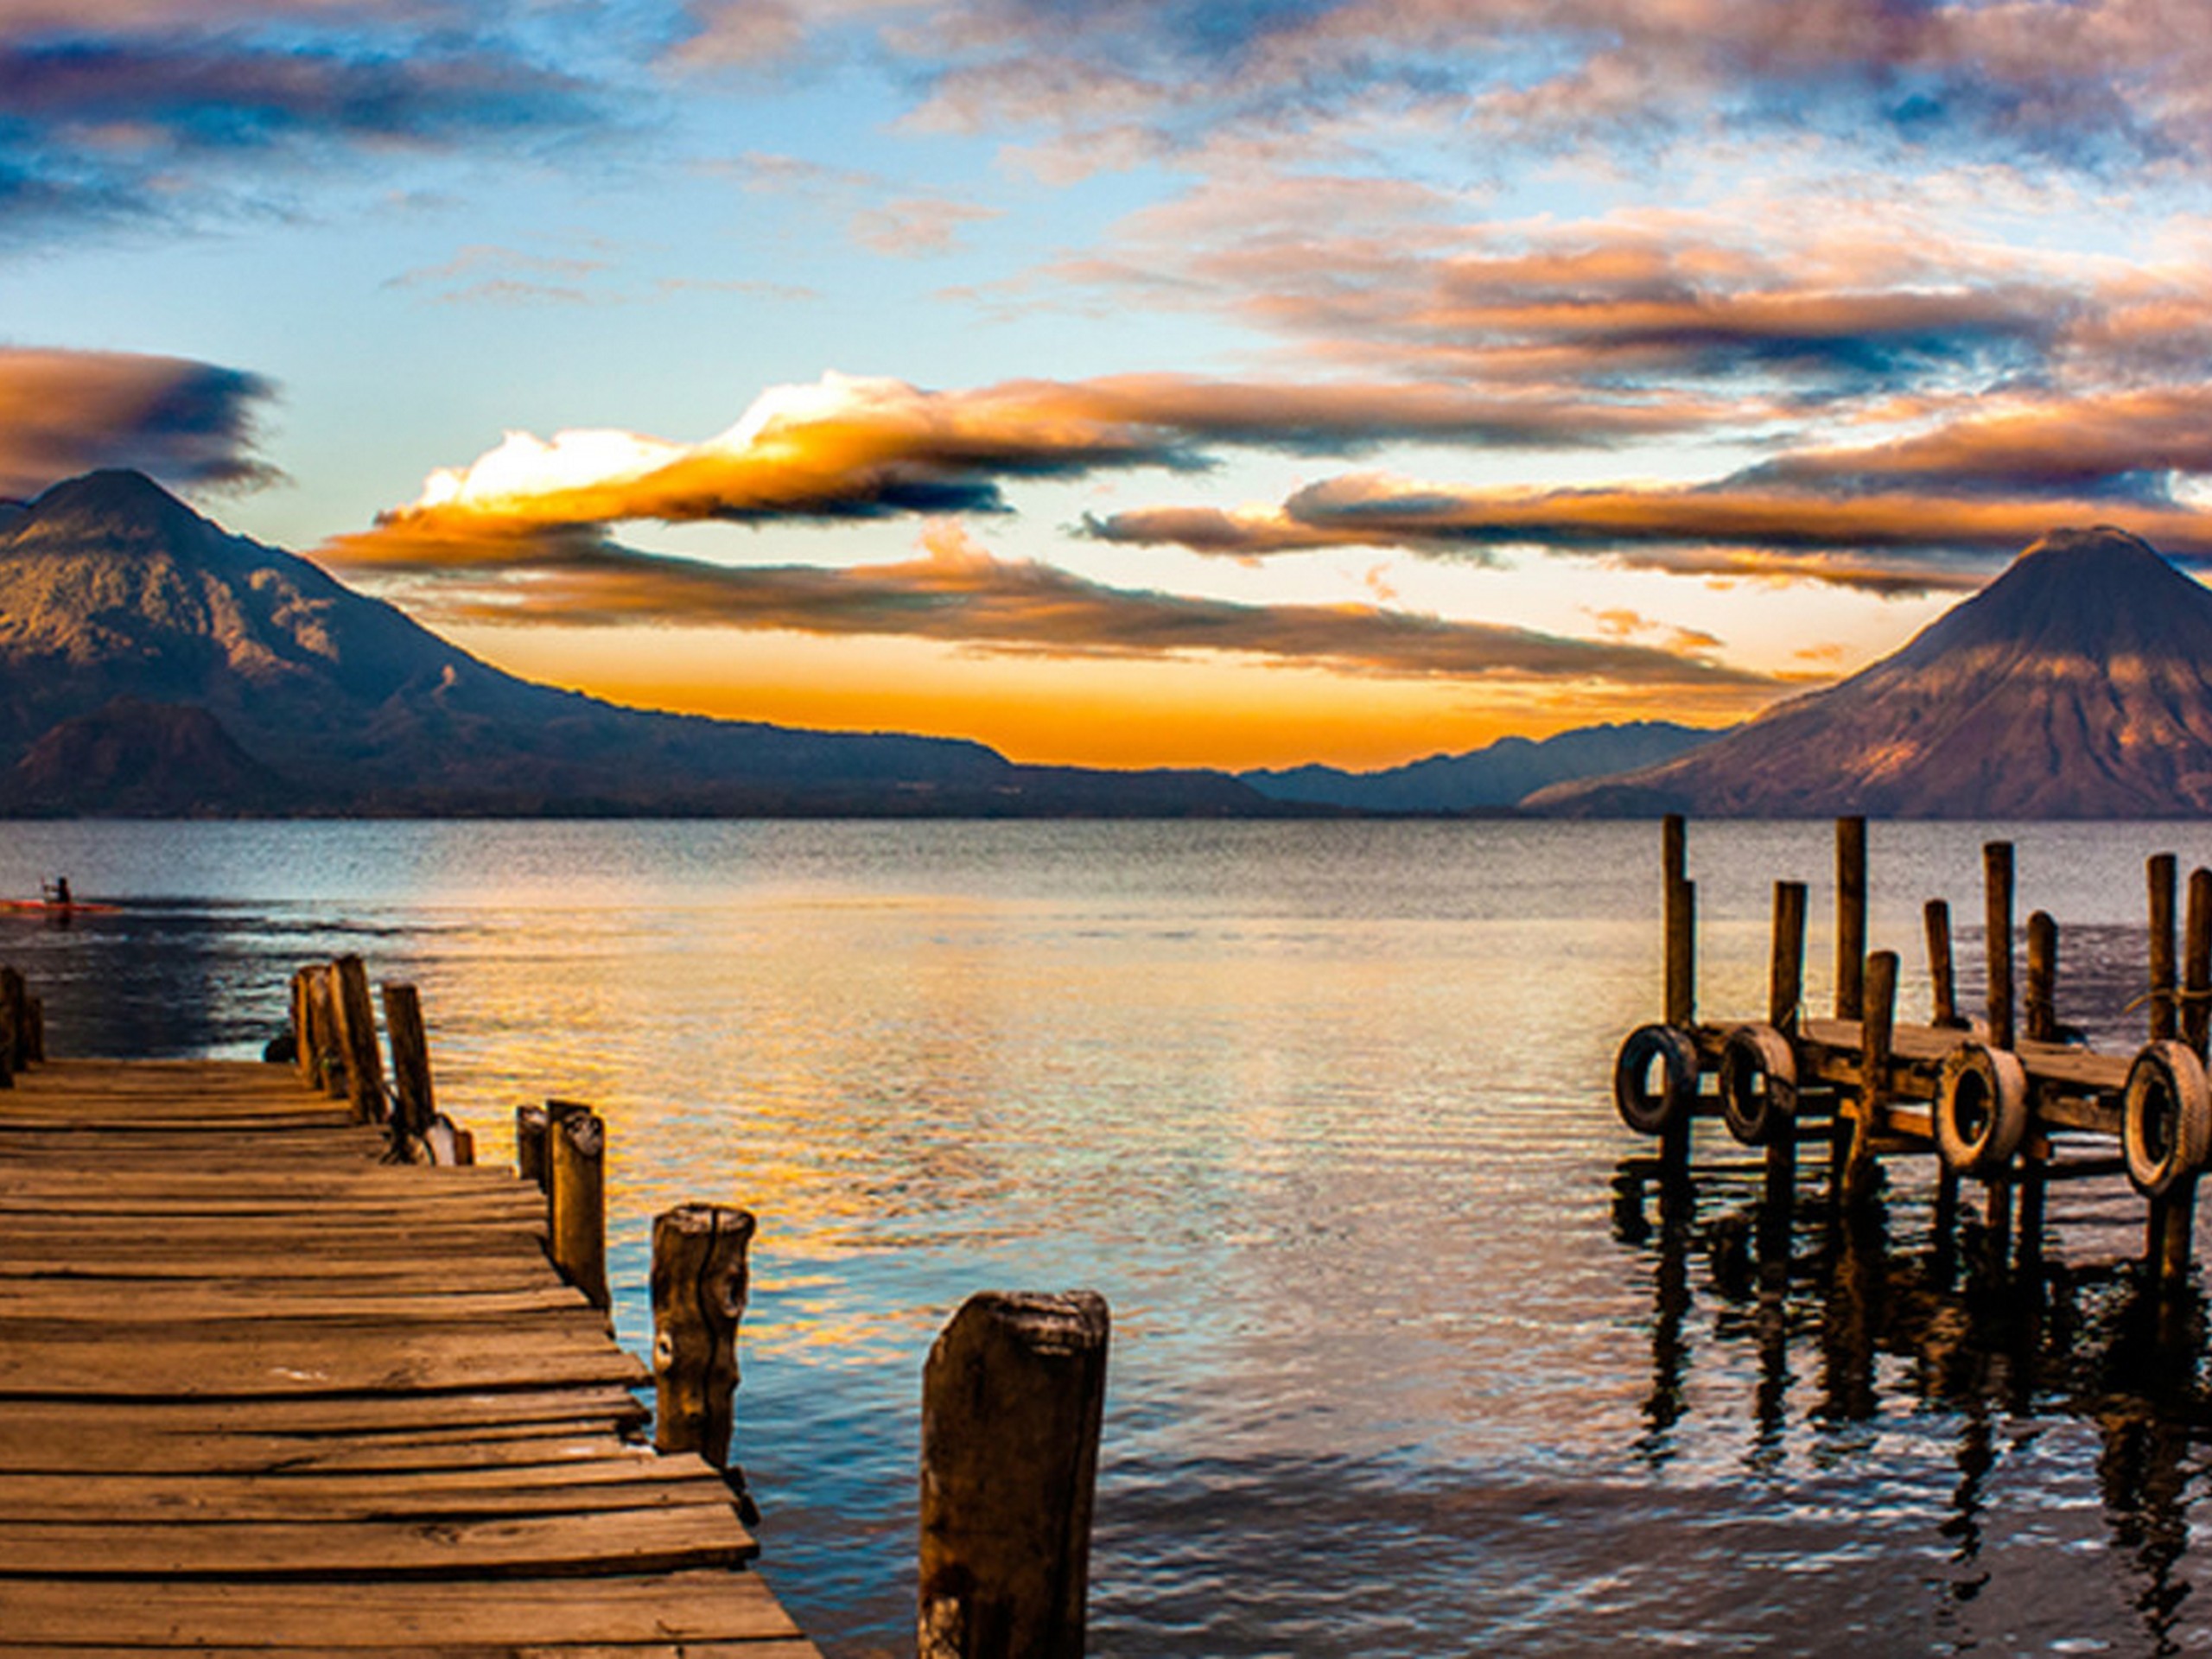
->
[2, 474, 2203, 818]
[0, 472, 1278, 817]
[1239, 722, 1718, 812]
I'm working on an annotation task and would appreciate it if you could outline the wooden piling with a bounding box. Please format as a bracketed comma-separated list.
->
[1984, 843, 2015, 1050]
[2017, 911, 2058, 1265]
[1764, 882, 1807, 1229]
[2150, 1181, 2198, 1290]
[22, 994, 41, 1065]
[289, 970, 315, 1087]
[652, 1205, 756, 1469]
[331, 957, 386, 1123]
[1847, 950, 1898, 1209]
[1836, 817, 1867, 1021]
[548, 1101, 610, 1313]
[1665, 878, 1695, 1028]
[516, 1103, 550, 1192]
[0, 966, 24, 1079]
[1770, 880, 1807, 1036]
[380, 983, 435, 1154]
[2151, 854, 2180, 1042]
[2187, 868, 2212, 1058]
[1924, 899, 1961, 1027]
[918, 1291, 1109, 1659]
[2024, 911, 2058, 1044]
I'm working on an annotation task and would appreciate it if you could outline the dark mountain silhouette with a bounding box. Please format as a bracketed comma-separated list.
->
[0, 471, 1274, 817]
[1529, 527, 2212, 817]
[1241, 721, 1719, 812]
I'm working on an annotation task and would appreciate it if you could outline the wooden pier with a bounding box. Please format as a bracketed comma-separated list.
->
[1616, 817, 2212, 1282]
[0, 1038, 817, 1649]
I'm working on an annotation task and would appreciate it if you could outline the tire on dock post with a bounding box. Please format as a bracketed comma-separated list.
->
[1934, 1041, 2030, 1178]
[1613, 1024, 1700, 1137]
[1718, 1023, 1796, 1147]
[2122, 1039, 2212, 1199]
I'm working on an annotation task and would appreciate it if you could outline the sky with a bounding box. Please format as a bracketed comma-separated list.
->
[6, 1, 2212, 771]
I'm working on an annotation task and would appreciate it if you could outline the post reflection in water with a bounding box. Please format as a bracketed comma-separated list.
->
[1616, 1154, 2212, 1656]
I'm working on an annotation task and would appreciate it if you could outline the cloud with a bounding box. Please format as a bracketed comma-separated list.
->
[325, 368, 1777, 574]
[0, 11, 605, 240]
[352, 514, 1777, 691]
[1084, 469, 2212, 593]
[849, 194, 1001, 257]
[0, 346, 276, 496]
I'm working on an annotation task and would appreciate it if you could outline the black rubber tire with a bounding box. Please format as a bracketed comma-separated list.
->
[2123, 1039, 2212, 1198]
[1718, 1023, 1796, 1147]
[1613, 1023, 1700, 1137]
[1934, 1041, 2030, 1177]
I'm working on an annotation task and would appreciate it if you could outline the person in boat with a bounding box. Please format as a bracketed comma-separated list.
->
[41, 877, 69, 906]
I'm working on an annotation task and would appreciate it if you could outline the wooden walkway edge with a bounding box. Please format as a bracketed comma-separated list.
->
[0, 1058, 819, 1656]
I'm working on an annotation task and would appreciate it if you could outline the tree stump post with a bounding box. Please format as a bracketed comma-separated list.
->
[652, 1205, 756, 1468]
[918, 1291, 1109, 1659]
[548, 1102, 610, 1313]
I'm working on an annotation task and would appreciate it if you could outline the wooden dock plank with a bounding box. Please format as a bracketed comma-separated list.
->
[0, 1058, 817, 1656]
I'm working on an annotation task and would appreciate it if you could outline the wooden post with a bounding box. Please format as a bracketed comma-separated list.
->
[1839, 950, 1899, 1209]
[2024, 911, 2058, 1044]
[516, 1104, 550, 1191]
[0, 966, 23, 1079]
[1836, 817, 1867, 1020]
[331, 957, 386, 1123]
[1770, 880, 1807, 1036]
[22, 995, 41, 1065]
[381, 983, 435, 1154]
[652, 1205, 756, 1468]
[548, 1101, 610, 1313]
[1762, 881, 1807, 1232]
[308, 965, 346, 1098]
[1662, 815, 1694, 1028]
[1984, 842, 2015, 1050]
[1662, 877, 1696, 1187]
[2016, 911, 2057, 1266]
[2151, 854, 2180, 1042]
[2187, 868, 2212, 1058]
[1925, 899, 1961, 1027]
[918, 1291, 1109, 1659]
[289, 970, 315, 1086]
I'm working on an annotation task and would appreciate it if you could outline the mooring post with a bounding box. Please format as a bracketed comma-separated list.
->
[1836, 817, 1867, 1021]
[1924, 899, 1961, 1027]
[289, 969, 315, 1087]
[918, 1291, 1109, 1659]
[22, 994, 41, 1065]
[516, 1104, 550, 1191]
[331, 957, 387, 1124]
[1762, 881, 1807, 1235]
[2151, 854, 2180, 1042]
[2186, 868, 2212, 1058]
[1662, 816, 1694, 1028]
[1924, 898, 1962, 1259]
[1839, 950, 1898, 1210]
[2017, 912, 2059, 1266]
[0, 966, 23, 1081]
[652, 1205, 756, 1468]
[2150, 1179, 2198, 1291]
[1984, 843, 2015, 1048]
[380, 983, 435, 1157]
[547, 1101, 610, 1313]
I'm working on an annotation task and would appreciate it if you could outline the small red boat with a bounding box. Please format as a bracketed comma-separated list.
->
[0, 898, 118, 915]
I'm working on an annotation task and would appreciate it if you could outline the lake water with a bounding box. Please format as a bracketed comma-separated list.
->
[9, 818, 2212, 1655]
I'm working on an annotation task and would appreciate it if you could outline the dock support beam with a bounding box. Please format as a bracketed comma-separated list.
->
[2017, 911, 2059, 1266]
[918, 1291, 1109, 1659]
[331, 957, 386, 1123]
[516, 1104, 550, 1191]
[1837, 950, 1897, 1211]
[652, 1205, 755, 1469]
[1983, 844, 2017, 1245]
[381, 983, 434, 1160]
[2185, 868, 2212, 1059]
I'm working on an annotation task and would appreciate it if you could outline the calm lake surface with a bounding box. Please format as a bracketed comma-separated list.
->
[11, 818, 2212, 1655]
